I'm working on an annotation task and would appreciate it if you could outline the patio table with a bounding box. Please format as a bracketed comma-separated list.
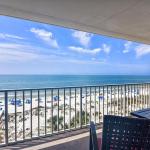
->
[131, 108, 150, 119]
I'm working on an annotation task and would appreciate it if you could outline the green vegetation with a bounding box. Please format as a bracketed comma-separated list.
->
[70, 111, 90, 128]
[0, 131, 3, 144]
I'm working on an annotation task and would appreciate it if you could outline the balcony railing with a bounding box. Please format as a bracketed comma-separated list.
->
[0, 83, 150, 146]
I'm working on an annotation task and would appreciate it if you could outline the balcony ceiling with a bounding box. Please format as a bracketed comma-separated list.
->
[0, 0, 150, 44]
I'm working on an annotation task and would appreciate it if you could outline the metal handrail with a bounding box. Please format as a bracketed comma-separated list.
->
[0, 82, 149, 92]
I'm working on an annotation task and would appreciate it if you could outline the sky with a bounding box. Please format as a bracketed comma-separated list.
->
[0, 15, 150, 75]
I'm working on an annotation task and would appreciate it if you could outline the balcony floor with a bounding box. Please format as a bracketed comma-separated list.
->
[0, 127, 102, 150]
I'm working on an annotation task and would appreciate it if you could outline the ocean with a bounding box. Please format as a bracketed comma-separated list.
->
[0, 75, 150, 90]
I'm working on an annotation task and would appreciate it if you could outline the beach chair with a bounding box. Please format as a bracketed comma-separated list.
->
[101, 115, 150, 150]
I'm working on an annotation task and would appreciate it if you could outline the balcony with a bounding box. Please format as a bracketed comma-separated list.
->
[0, 83, 150, 149]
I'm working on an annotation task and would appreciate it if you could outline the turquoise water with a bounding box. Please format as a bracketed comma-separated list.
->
[0, 75, 150, 90]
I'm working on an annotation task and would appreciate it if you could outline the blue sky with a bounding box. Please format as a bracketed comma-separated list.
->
[0, 15, 150, 75]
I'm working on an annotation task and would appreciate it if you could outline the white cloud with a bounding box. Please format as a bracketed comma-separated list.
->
[0, 33, 24, 40]
[102, 44, 111, 54]
[68, 59, 106, 65]
[0, 43, 76, 63]
[0, 43, 39, 62]
[135, 44, 150, 58]
[72, 31, 111, 54]
[123, 41, 132, 53]
[69, 44, 110, 55]
[0, 43, 107, 66]
[69, 46, 101, 55]
[72, 30, 93, 47]
[30, 28, 59, 48]
[0, 43, 62, 63]
[122, 42, 150, 58]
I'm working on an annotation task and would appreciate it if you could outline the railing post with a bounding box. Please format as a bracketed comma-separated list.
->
[14, 91, 17, 141]
[57, 89, 59, 132]
[102, 86, 104, 119]
[110, 86, 112, 115]
[146, 83, 148, 108]
[45, 89, 47, 135]
[94, 87, 96, 123]
[85, 87, 87, 125]
[51, 89, 53, 133]
[117, 85, 119, 116]
[30, 90, 32, 138]
[69, 88, 71, 130]
[98, 86, 100, 123]
[149, 83, 150, 107]
[147, 84, 148, 107]
[38, 90, 40, 136]
[124, 85, 126, 116]
[23, 90, 25, 140]
[106, 86, 108, 115]
[136, 84, 138, 110]
[80, 87, 82, 128]
[148, 84, 149, 107]
[5, 91, 8, 145]
[74, 88, 76, 129]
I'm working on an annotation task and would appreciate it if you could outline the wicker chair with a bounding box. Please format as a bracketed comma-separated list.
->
[101, 115, 150, 150]
[89, 121, 99, 150]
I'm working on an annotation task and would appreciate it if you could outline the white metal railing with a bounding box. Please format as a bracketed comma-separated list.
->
[0, 83, 149, 146]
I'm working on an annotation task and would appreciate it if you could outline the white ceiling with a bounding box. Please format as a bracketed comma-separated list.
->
[0, 0, 150, 44]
